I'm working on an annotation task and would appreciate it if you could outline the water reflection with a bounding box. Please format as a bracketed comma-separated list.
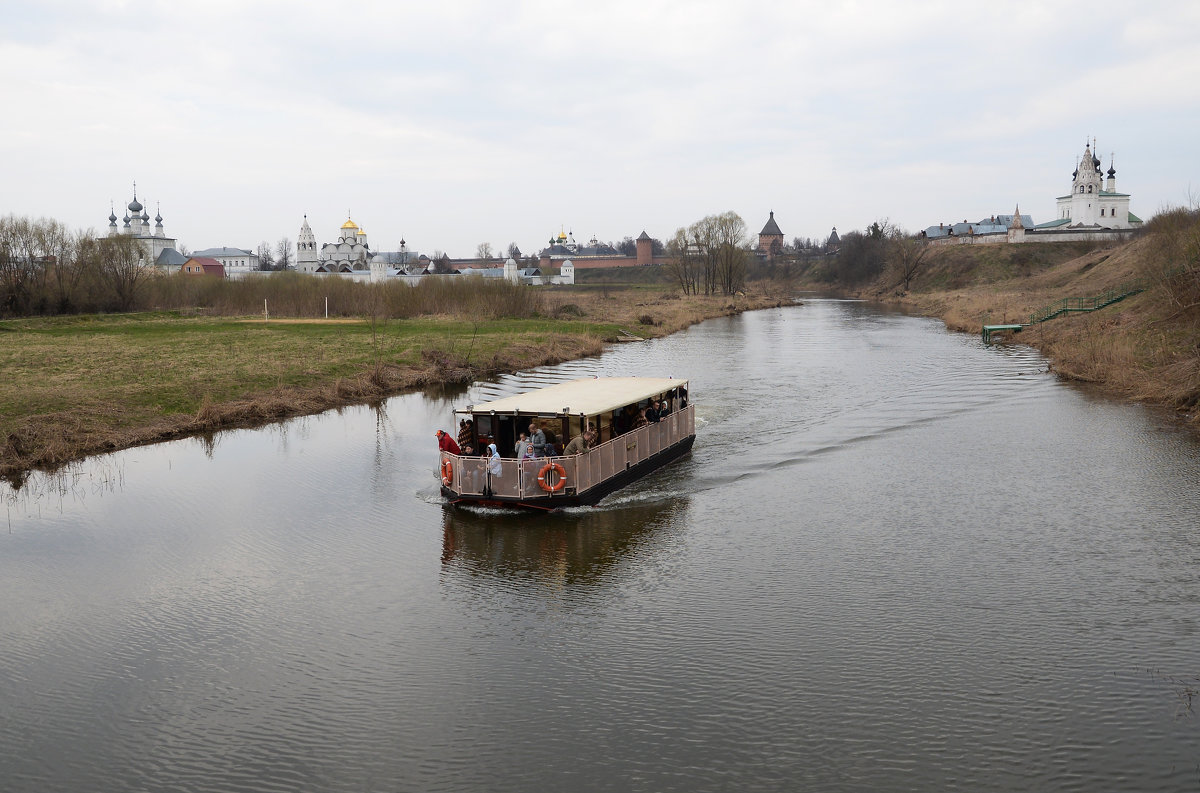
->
[440, 496, 689, 587]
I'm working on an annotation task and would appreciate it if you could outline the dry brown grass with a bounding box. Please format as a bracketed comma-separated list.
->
[846, 233, 1200, 428]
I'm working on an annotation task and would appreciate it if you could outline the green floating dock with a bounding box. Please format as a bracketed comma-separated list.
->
[981, 324, 1024, 343]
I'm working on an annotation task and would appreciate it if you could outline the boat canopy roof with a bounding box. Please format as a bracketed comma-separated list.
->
[464, 377, 687, 417]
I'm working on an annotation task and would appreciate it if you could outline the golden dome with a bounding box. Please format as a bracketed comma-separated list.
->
[357, 229, 367, 235]
[341, 219, 359, 229]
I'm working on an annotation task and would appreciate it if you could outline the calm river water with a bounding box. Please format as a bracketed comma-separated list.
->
[3, 299, 1199, 792]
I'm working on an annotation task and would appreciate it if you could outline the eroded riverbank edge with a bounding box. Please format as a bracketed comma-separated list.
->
[859, 286, 1200, 433]
[1, 292, 793, 487]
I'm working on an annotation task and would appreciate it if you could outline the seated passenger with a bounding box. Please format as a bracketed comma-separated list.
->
[645, 400, 660, 423]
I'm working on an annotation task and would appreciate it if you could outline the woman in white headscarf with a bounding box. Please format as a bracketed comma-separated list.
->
[487, 443, 502, 477]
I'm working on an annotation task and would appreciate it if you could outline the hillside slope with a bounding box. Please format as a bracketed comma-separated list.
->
[864, 215, 1200, 426]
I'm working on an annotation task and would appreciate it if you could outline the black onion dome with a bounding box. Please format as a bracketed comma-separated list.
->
[128, 198, 143, 213]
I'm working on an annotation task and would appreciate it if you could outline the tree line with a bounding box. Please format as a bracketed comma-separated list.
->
[664, 211, 751, 295]
[0, 215, 164, 315]
[813, 219, 930, 291]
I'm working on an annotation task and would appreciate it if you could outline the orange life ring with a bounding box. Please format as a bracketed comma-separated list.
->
[537, 462, 567, 492]
[441, 459, 453, 486]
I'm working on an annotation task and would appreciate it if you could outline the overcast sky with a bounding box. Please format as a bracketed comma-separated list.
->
[3, 0, 1198, 258]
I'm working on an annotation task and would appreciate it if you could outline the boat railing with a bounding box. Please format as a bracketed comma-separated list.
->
[442, 404, 695, 501]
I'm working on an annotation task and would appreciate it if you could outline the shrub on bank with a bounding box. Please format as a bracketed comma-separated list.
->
[135, 271, 544, 320]
[1142, 206, 1200, 314]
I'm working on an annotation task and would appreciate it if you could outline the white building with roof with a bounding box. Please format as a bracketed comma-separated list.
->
[923, 138, 1142, 246]
[1037, 139, 1141, 230]
[191, 247, 260, 275]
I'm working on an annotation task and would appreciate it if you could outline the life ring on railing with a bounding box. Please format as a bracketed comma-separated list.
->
[441, 459, 454, 486]
[537, 462, 567, 492]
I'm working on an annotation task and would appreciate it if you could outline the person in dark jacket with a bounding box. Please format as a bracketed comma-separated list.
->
[645, 400, 661, 423]
[528, 421, 547, 457]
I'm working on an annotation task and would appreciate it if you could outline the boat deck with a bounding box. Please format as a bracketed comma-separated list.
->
[441, 404, 695, 508]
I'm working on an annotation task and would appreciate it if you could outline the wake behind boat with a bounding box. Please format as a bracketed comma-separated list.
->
[438, 376, 694, 509]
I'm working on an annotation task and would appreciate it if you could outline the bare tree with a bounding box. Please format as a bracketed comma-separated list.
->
[886, 230, 931, 291]
[709, 211, 749, 295]
[671, 212, 749, 295]
[476, 242, 494, 262]
[0, 215, 38, 315]
[430, 250, 452, 274]
[275, 237, 292, 271]
[665, 227, 701, 295]
[256, 241, 275, 271]
[507, 242, 522, 259]
[37, 220, 85, 312]
[97, 234, 153, 311]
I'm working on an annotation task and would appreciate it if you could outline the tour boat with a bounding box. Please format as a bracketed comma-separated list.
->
[438, 376, 694, 510]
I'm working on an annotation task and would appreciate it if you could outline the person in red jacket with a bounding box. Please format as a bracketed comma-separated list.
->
[436, 429, 461, 455]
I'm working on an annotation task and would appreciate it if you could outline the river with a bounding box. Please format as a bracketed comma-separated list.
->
[3, 299, 1199, 792]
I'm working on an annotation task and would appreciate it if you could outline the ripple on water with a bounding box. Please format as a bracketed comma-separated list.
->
[3, 300, 1200, 792]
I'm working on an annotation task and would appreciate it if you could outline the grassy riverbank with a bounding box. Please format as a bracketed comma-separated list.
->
[838, 214, 1200, 427]
[1, 282, 787, 483]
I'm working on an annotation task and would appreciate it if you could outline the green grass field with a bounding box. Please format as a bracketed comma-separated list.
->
[0, 312, 625, 475]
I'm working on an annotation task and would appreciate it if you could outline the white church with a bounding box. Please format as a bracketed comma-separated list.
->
[1037, 138, 1142, 230]
[104, 184, 182, 268]
[296, 215, 375, 273]
[925, 138, 1142, 245]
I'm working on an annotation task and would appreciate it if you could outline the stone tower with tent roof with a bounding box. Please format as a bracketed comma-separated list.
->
[296, 215, 318, 272]
[758, 211, 784, 261]
[635, 230, 654, 265]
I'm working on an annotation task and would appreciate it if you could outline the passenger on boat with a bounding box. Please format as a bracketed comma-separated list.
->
[563, 428, 595, 456]
[457, 419, 475, 455]
[633, 409, 649, 429]
[646, 400, 661, 423]
[487, 443, 502, 476]
[528, 422, 547, 457]
[520, 442, 538, 489]
[514, 432, 530, 461]
[436, 430, 461, 455]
